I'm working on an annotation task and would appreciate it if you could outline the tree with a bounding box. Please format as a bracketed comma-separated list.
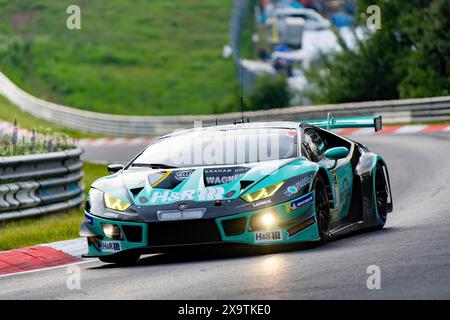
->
[304, 0, 450, 104]
[248, 75, 291, 110]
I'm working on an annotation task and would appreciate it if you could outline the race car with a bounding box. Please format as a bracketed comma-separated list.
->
[80, 115, 393, 264]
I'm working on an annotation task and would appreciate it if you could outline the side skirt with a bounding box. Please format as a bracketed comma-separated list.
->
[328, 220, 368, 238]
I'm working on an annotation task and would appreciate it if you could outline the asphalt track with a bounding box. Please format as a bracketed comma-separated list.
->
[2, 133, 450, 299]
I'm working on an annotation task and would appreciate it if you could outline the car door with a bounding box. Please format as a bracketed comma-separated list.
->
[302, 128, 353, 223]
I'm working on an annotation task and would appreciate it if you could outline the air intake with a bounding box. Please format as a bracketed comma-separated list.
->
[240, 180, 254, 190]
[130, 187, 144, 198]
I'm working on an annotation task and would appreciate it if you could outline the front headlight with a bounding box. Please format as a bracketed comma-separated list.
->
[104, 193, 131, 211]
[241, 181, 284, 203]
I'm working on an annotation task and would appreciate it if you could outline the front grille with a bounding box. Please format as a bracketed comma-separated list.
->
[221, 217, 247, 236]
[122, 225, 143, 243]
[148, 219, 222, 246]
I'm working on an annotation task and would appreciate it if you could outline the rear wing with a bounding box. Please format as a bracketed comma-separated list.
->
[299, 114, 383, 132]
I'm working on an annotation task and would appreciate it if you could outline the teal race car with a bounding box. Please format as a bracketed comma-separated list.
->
[80, 115, 393, 264]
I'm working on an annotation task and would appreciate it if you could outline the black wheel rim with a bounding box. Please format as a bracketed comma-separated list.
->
[375, 166, 388, 221]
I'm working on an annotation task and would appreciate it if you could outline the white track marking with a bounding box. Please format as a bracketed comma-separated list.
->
[394, 125, 427, 134]
[0, 260, 95, 279]
[351, 128, 374, 136]
[42, 238, 87, 258]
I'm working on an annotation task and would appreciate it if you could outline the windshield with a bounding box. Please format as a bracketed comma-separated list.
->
[131, 128, 298, 168]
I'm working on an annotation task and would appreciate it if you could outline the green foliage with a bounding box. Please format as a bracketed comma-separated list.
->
[304, 0, 450, 104]
[0, 0, 238, 115]
[0, 123, 75, 156]
[248, 75, 291, 110]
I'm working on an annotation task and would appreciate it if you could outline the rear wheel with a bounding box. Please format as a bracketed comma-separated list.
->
[374, 164, 388, 228]
[99, 252, 140, 265]
[314, 175, 331, 242]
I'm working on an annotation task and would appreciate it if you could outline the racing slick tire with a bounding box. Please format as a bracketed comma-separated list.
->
[99, 252, 141, 265]
[314, 174, 331, 242]
[374, 163, 389, 229]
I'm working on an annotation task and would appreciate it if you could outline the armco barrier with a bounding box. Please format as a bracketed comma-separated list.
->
[0, 73, 450, 136]
[1, 71, 450, 137]
[2, 0, 450, 137]
[0, 148, 84, 221]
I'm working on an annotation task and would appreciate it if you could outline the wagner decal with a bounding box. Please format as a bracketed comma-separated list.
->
[287, 217, 316, 238]
[290, 193, 314, 211]
[203, 167, 250, 186]
[149, 187, 225, 204]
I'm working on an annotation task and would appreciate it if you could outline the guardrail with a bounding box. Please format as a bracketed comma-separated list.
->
[1, 68, 450, 137]
[0, 148, 84, 221]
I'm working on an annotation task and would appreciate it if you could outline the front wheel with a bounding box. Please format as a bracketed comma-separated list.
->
[99, 252, 140, 265]
[314, 175, 331, 242]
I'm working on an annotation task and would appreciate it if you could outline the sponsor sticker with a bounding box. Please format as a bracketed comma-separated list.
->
[103, 211, 120, 218]
[290, 193, 314, 211]
[149, 187, 225, 204]
[254, 230, 283, 243]
[87, 237, 101, 251]
[252, 199, 272, 208]
[287, 217, 316, 238]
[203, 167, 250, 186]
[174, 169, 194, 181]
[284, 176, 311, 196]
[101, 241, 121, 253]
[84, 213, 93, 225]
[148, 171, 172, 187]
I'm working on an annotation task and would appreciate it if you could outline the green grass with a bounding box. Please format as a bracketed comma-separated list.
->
[0, 161, 107, 250]
[0, 0, 239, 116]
[0, 95, 101, 138]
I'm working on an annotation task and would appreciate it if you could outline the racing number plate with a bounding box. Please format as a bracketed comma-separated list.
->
[254, 230, 283, 243]
[101, 241, 121, 253]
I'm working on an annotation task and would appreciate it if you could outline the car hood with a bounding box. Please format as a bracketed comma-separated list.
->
[91, 158, 317, 207]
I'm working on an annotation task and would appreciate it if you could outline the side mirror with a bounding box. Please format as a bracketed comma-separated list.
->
[324, 147, 349, 160]
[107, 164, 124, 174]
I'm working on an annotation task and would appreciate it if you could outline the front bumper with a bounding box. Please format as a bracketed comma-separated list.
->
[81, 193, 320, 257]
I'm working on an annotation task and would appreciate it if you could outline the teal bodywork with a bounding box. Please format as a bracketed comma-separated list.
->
[84, 191, 320, 256]
[80, 117, 392, 258]
[83, 158, 325, 256]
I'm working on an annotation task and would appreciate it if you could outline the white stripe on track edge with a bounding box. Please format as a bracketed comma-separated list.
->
[351, 128, 374, 135]
[0, 260, 95, 279]
[393, 125, 427, 134]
